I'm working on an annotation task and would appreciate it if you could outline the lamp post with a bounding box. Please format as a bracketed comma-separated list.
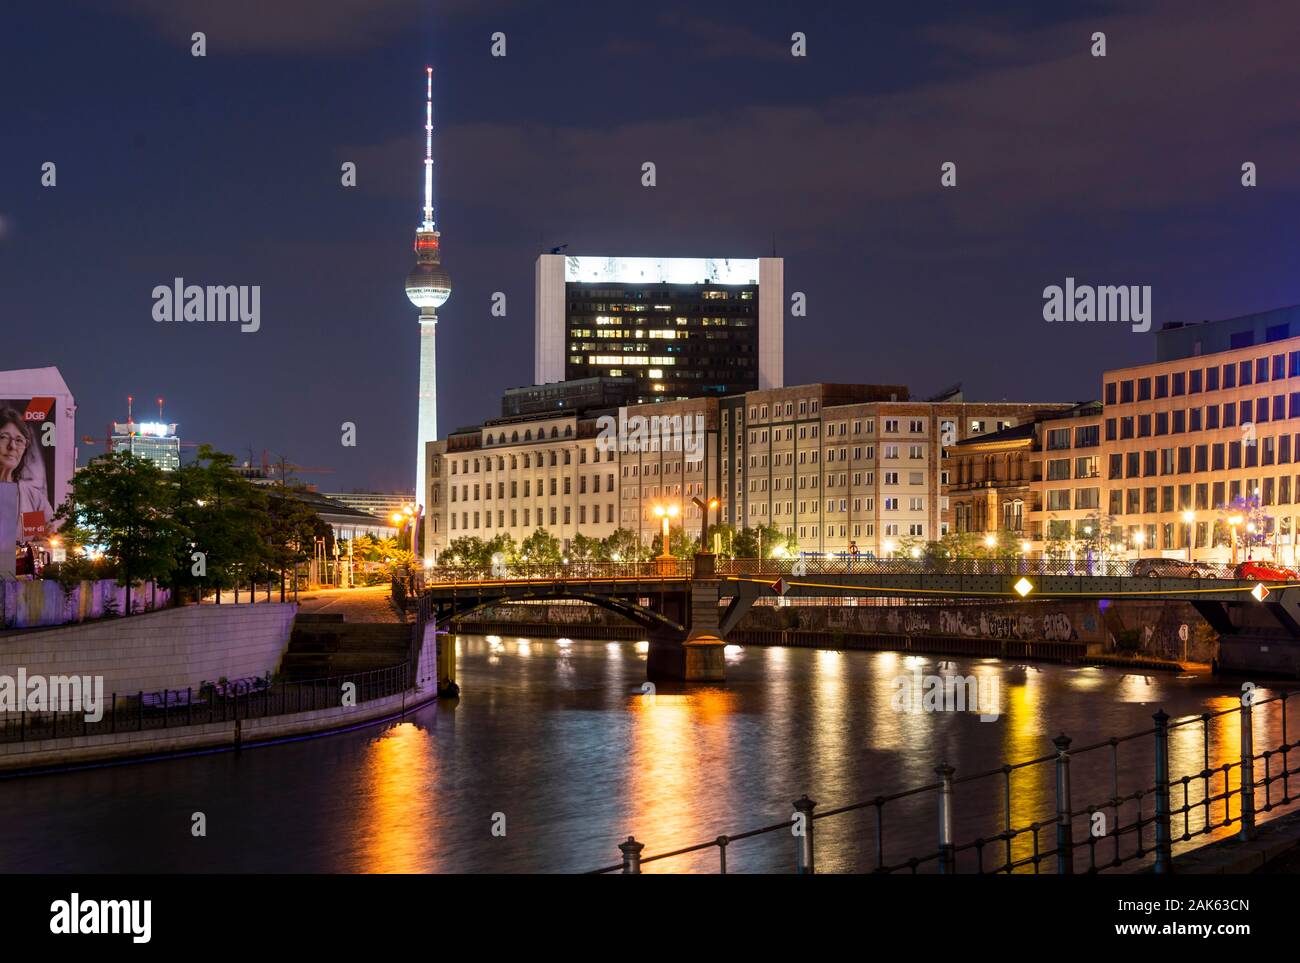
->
[691, 495, 720, 552]
[1182, 510, 1194, 562]
[1133, 529, 1145, 560]
[1229, 514, 1243, 566]
[653, 503, 679, 560]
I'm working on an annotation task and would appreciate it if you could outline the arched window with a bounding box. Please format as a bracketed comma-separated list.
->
[511, 431, 518, 443]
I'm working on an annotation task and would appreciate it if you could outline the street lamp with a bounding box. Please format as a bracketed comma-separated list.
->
[1229, 514, 1243, 566]
[653, 503, 679, 560]
[691, 495, 720, 552]
[1182, 509, 1195, 562]
[1133, 529, 1145, 560]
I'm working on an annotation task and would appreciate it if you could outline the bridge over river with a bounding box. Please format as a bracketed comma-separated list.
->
[416, 556, 1300, 682]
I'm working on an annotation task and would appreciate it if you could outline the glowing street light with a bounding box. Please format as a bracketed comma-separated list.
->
[1133, 529, 1145, 560]
[1182, 509, 1195, 561]
[653, 503, 679, 559]
[1229, 514, 1244, 567]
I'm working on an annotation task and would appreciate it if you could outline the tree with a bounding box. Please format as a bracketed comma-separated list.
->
[603, 528, 644, 562]
[519, 527, 561, 565]
[445, 535, 488, 568]
[54, 451, 183, 615]
[1222, 492, 1272, 558]
[569, 532, 600, 562]
[175, 446, 267, 603]
[264, 478, 323, 600]
[938, 531, 978, 558]
[704, 522, 737, 557]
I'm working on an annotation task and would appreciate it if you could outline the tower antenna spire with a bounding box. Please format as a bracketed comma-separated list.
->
[423, 65, 434, 230]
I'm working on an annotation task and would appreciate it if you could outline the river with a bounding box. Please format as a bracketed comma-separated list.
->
[2, 634, 1293, 873]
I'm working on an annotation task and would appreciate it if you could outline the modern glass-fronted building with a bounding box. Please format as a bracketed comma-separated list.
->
[534, 255, 784, 403]
[109, 420, 180, 472]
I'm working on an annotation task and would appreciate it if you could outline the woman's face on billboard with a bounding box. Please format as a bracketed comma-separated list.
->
[0, 420, 27, 479]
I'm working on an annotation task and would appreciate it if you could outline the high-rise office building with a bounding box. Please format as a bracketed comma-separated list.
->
[535, 255, 783, 402]
[108, 396, 180, 472]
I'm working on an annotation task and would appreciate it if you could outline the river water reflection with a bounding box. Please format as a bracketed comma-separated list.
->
[2, 635, 1294, 873]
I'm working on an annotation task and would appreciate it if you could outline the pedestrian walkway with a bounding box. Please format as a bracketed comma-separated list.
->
[295, 585, 405, 623]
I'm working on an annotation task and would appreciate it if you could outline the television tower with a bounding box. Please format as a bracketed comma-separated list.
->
[404, 65, 451, 553]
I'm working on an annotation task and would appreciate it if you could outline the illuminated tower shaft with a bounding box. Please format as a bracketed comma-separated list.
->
[416, 307, 437, 494]
[404, 65, 452, 558]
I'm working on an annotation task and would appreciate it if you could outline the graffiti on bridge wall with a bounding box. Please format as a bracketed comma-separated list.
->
[821, 605, 1082, 642]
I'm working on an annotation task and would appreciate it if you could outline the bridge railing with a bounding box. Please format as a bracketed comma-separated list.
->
[716, 556, 1241, 580]
[423, 556, 1245, 583]
[592, 687, 1295, 874]
[424, 559, 694, 583]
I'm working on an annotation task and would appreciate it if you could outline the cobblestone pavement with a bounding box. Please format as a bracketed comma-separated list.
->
[294, 585, 406, 623]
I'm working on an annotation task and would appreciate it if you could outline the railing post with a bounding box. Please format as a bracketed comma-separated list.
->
[936, 763, 956, 874]
[1240, 692, 1257, 842]
[619, 835, 644, 874]
[793, 795, 817, 874]
[1053, 734, 1074, 874]
[1152, 710, 1173, 873]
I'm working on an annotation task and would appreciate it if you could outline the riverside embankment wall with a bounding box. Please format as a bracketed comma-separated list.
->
[0, 603, 297, 696]
[2, 579, 172, 629]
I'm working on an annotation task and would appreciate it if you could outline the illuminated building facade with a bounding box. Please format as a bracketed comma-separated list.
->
[535, 255, 784, 402]
[1028, 306, 1300, 563]
[109, 401, 181, 472]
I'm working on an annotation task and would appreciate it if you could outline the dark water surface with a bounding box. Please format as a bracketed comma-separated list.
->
[2, 635, 1294, 873]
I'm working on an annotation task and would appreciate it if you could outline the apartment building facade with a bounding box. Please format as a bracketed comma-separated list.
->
[726, 383, 1069, 556]
[1030, 321, 1300, 563]
[438, 411, 620, 554]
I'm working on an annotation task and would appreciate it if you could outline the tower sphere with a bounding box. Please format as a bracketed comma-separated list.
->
[406, 260, 452, 308]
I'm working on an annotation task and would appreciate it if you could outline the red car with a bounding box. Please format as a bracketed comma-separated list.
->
[1235, 560, 1300, 582]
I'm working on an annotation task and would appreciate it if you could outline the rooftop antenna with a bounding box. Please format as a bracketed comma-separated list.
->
[157, 397, 164, 420]
[126, 395, 133, 423]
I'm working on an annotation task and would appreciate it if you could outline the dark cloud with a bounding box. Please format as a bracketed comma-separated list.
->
[109, 0, 501, 53]
[347, 0, 1300, 257]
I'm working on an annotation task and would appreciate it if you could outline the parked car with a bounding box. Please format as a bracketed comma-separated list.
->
[1130, 558, 1220, 579]
[1234, 559, 1300, 582]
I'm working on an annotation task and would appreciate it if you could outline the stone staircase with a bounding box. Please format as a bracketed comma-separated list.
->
[280, 613, 413, 681]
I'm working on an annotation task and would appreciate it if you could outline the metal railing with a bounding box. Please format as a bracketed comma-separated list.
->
[0, 663, 411, 745]
[715, 556, 1243, 579]
[425, 558, 694, 583]
[422, 556, 1252, 584]
[592, 688, 1297, 874]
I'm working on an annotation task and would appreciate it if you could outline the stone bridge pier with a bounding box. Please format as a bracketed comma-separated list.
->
[647, 554, 727, 683]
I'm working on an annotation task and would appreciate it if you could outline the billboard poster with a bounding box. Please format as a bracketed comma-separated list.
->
[0, 397, 58, 542]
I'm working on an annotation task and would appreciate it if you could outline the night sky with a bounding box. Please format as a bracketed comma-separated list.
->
[4, 0, 1299, 493]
